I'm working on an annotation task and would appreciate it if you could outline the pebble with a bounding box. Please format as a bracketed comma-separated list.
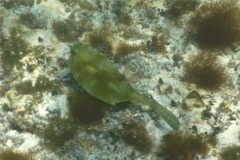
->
[159, 83, 172, 94]
[182, 90, 204, 110]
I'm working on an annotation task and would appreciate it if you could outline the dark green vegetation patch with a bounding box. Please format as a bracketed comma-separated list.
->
[0, 149, 33, 160]
[189, 0, 240, 50]
[43, 117, 78, 147]
[220, 145, 240, 160]
[164, 0, 197, 19]
[158, 131, 216, 160]
[0, 29, 29, 73]
[122, 120, 152, 154]
[2, 0, 34, 9]
[18, 12, 45, 29]
[87, 29, 113, 57]
[15, 76, 54, 95]
[68, 91, 110, 125]
[52, 17, 91, 43]
[183, 53, 228, 91]
[114, 42, 139, 59]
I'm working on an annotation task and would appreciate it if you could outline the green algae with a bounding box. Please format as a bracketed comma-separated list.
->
[0, 150, 33, 160]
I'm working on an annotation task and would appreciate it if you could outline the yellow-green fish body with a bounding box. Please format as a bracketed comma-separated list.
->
[67, 43, 180, 130]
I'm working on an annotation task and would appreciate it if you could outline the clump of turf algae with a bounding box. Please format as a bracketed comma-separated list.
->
[189, 0, 240, 50]
[183, 52, 228, 91]
[121, 120, 152, 154]
[0, 149, 33, 160]
[158, 131, 216, 160]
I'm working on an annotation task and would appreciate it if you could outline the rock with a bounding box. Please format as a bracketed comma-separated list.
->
[182, 90, 204, 110]
[159, 83, 172, 94]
